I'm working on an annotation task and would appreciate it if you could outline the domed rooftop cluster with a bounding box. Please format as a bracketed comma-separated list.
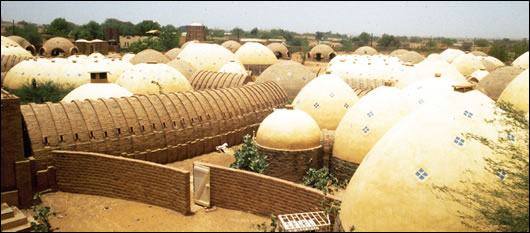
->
[256, 60, 316, 101]
[177, 42, 243, 72]
[115, 62, 192, 94]
[235, 42, 278, 65]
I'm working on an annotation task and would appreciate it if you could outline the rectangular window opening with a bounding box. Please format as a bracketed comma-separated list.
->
[104, 131, 108, 138]
[130, 127, 134, 133]
[90, 131, 94, 138]
[74, 133, 79, 141]
[117, 128, 121, 134]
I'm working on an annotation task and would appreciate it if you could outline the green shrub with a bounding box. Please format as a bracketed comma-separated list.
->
[302, 167, 348, 194]
[229, 134, 269, 173]
[4, 80, 74, 105]
[30, 192, 56, 232]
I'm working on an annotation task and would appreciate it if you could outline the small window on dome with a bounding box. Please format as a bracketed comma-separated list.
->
[415, 168, 429, 181]
[418, 99, 424, 104]
[453, 136, 465, 147]
[367, 111, 374, 118]
[496, 168, 507, 181]
[313, 102, 319, 109]
[100, 72, 107, 79]
[329, 93, 335, 98]
[90, 73, 97, 80]
[507, 133, 515, 142]
[344, 103, 349, 109]
[362, 126, 370, 134]
[463, 110, 474, 119]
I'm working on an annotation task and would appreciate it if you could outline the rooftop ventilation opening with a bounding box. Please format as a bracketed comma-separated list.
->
[315, 53, 322, 61]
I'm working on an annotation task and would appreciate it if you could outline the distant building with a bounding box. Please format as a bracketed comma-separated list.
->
[120, 35, 151, 49]
[185, 22, 206, 42]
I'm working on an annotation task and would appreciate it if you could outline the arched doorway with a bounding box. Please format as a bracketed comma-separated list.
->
[25, 46, 36, 56]
[315, 53, 322, 61]
[329, 53, 336, 60]
[51, 48, 65, 57]
[275, 52, 282, 59]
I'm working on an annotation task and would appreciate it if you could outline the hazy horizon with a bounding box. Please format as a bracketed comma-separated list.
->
[1, 1, 529, 39]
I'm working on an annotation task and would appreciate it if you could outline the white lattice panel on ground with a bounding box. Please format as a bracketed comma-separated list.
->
[278, 211, 330, 232]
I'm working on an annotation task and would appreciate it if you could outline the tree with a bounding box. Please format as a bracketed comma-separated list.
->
[341, 39, 353, 52]
[71, 21, 103, 40]
[231, 27, 244, 39]
[426, 40, 436, 48]
[101, 18, 137, 35]
[135, 20, 161, 36]
[377, 34, 400, 49]
[250, 27, 258, 36]
[441, 38, 455, 47]
[316, 31, 324, 41]
[474, 39, 489, 47]
[45, 17, 75, 37]
[358, 32, 370, 46]
[229, 134, 268, 174]
[127, 37, 164, 53]
[461, 42, 473, 51]
[159, 24, 180, 50]
[410, 36, 422, 43]
[488, 41, 509, 62]
[510, 38, 529, 60]
[2, 21, 43, 46]
[432, 102, 529, 232]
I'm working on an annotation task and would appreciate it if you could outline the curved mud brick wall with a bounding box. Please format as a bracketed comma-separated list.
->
[52, 150, 190, 214]
[320, 129, 335, 170]
[329, 157, 359, 184]
[1, 55, 27, 74]
[20, 81, 289, 165]
[190, 71, 251, 90]
[257, 144, 323, 183]
[195, 162, 341, 224]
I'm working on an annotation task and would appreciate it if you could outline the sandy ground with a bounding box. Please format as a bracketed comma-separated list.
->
[21, 145, 271, 232]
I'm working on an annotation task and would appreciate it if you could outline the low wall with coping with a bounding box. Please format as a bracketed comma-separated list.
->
[53, 150, 190, 215]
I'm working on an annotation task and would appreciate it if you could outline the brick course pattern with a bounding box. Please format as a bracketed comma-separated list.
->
[53, 150, 191, 214]
[195, 162, 341, 219]
[190, 71, 251, 90]
[1, 89, 25, 191]
[20, 81, 289, 164]
[257, 144, 323, 183]
[1, 55, 26, 75]
[329, 156, 359, 183]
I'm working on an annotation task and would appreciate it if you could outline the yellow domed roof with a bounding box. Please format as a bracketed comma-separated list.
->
[477, 66, 525, 101]
[101, 58, 133, 83]
[353, 46, 378, 55]
[177, 42, 242, 72]
[426, 53, 443, 61]
[330, 62, 386, 83]
[292, 74, 359, 130]
[267, 43, 289, 59]
[469, 69, 489, 82]
[498, 69, 529, 114]
[1, 36, 21, 47]
[257, 60, 316, 101]
[339, 90, 507, 232]
[235, 42, 278, 65]
[512, 51, 529, 69]
[1, 46, 33, 58]
[166, 58, 197, 81]
[61, 83, 133, 102]
[221, 40, 241, 53]
[181, 40, 199, 49]
[440, 48, 465, 63]
[3, 59, 36, 89]
[451, 53, 486, 76]
[396, 60, 467, 89]
[40, 37, 78, 57]
[256, 108, 321, 150]
[129, 49, 170, 65]
[333, 86, 411, 164]
[469, 50, 487, 57]
[218, 59, 247, 74]
[122, 53, 135, 61]
[7, 35, 32, 48]
[327, 55, 349, 69]
[88, 52, 105, 59]
[482, 56, 505, 68]
[389, 49, 408, 57]
[399, 51, 425, 64]
[402, 77, 458, 111]
[164, 47, 182, 60]
[116, 63, 192, 94]
[58, 61, 90, 88]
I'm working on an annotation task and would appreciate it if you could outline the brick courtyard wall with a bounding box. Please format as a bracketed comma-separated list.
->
[53, 150, 190, 215]
[195, 162, 341, 220]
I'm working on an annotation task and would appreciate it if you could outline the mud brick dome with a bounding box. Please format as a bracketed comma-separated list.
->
[130, 49, 170, 65]
[440, 48, 465, 63]
[353, 46, 378, 55]
[339, 90, 513, 231]
[477, 66, 525, 101]
[512, 51, 529, 69]
[221, 40, 241, 53]
[177, 42, 242, 72]
[395, 59, 468, 89]
[292, 74, 359, 130]
[266, 43, 289, 59]
[256, 60, 316, 101]
[235, 42, 278, 65]
[166, 58, 197, 81]
[165, 48, 182, 60]
[218, 59, 247, 75]
[39, 37, 79, 57]
[116, 62, 192, 95]
[308, 44, 336, 61]
[497, 69, 529, 114]
[451, 53, 486, 76]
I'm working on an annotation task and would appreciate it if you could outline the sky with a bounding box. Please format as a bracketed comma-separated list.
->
[1, 1, 529, 39]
